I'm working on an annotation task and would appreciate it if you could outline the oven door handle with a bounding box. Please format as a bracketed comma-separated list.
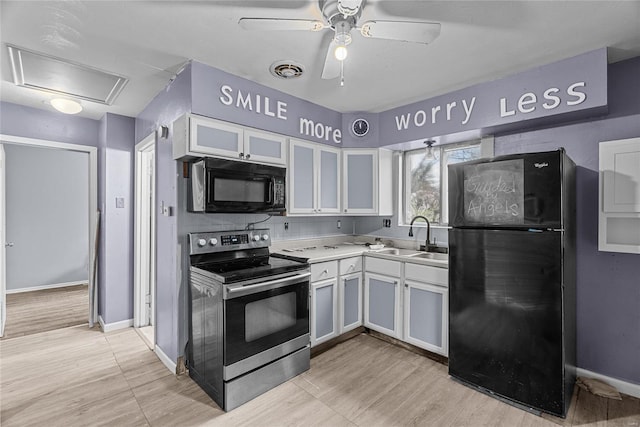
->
[225, 272, 311, 299]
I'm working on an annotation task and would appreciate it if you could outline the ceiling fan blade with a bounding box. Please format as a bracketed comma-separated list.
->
[321, 40, 340, 79]
[359, 20, 441, 44]
[238, 18, 326, 31]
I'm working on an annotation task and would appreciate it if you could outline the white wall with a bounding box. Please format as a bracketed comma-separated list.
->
[4, 144, 89, 291]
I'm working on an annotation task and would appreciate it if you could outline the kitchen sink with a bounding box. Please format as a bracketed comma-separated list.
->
[408, 252, 449, 261]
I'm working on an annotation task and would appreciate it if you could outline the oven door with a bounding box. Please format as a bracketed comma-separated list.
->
[223, 272, 310, 374]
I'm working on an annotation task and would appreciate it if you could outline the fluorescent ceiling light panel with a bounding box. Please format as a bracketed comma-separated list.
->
[7, 44, 128, 105]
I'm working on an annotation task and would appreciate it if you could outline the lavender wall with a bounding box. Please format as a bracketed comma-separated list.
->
[0, 102, 137, 326]
[191, 62, 342, 147]
[356, 57, 640, 386]
[495, 115, 640, 385]
[98, 113, 136, 324]
[4, 144, 89, 290]
[0, 102, 99, 147]
[135, 64, 192, 361]
[378, 49, 609, 146]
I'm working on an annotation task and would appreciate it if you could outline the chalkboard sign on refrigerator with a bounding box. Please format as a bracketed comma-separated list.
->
[463, 159, 524, 225]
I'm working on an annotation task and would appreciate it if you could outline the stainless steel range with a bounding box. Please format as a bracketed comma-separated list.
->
[187, 229, 310, 411]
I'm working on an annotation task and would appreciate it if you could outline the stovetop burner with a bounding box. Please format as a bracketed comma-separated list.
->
[188, 229, 308, 284]
[193, 253, 308, 284]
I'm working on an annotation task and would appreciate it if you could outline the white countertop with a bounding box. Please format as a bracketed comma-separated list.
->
[272, 242, 448, 268]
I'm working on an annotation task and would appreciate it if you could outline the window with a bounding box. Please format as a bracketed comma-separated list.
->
[403, 141, 484, 225]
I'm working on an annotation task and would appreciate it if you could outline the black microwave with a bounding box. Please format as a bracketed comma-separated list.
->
[188, 158, 286, 214]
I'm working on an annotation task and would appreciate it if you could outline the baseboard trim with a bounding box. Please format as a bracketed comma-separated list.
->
[155, 344, 177, 374]
[577, 368, 640, 399]
[6, 281, 87, 294]
[98, 316, 133, 333]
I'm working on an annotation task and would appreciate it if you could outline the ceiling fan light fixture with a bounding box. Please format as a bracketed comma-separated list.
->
[334, 45, 348, 61]
[50, 98, 83, 114]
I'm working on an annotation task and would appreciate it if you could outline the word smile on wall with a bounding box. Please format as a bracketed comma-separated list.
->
[219, 84, 343, 144]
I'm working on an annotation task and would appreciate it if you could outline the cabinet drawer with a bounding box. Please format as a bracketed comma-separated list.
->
[405, 263, 448, 286]
[339, 256, 362, 275]
[311, 261, 338, 282]
[365, 257, 401, 277]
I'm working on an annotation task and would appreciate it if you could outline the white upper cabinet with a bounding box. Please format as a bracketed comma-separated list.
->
[288, 139, 340, 215]
[172, 114, 286, 165]
[599, 137, 640, 254]
[342, 149, 393, 216]
[601, 137, 640, 213]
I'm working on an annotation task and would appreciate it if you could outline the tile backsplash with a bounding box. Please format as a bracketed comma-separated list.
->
[180, 212, 449, 248]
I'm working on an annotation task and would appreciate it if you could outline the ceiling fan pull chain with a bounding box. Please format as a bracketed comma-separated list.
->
[340, 60, 345, 87]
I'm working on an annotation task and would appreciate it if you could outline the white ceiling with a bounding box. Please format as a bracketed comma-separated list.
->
[1, 1, 640, 121]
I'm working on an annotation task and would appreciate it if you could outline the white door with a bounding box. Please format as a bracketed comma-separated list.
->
[0, 144, 6, 337]
[134, 134, 156, 345]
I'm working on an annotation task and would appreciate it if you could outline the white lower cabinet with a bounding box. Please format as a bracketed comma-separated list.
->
[403, 280, 448, 356]
[364, 272, 401, 338]
[310, 258, 363, 347]
[309, 253, 448, 356]
[311, 278, 338, 346]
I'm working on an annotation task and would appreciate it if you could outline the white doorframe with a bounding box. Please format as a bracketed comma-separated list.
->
[134, 133, 156, 345]
[1, 144, 6, 337]
[0, 134, 98, 327]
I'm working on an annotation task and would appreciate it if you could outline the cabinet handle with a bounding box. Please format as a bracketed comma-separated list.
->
[239, 152, 244, 158]
[322, 269, 329, 275]
[393, 281, 398, 285]
[245, 154, 251, 159]
[404, 283, 408, 288]
[317, 208, 322, 212]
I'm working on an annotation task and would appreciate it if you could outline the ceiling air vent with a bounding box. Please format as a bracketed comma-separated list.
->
[270, 61, 304, 79]
[7, 44, 128, 105]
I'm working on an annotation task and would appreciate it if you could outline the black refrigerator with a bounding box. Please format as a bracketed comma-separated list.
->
[447, 149, 576, 418]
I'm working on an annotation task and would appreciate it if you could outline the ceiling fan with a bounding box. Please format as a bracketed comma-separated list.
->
[238, 0, 441, 84]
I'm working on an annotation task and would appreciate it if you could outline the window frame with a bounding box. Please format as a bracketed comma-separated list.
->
[401, 138, 491, 227]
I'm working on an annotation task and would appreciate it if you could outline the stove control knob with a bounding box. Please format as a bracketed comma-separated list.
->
[197, 238, 207, 247]
[262, 234, 269, 241]
[209, 238, 218, 246]
[252, 235, 261, 242]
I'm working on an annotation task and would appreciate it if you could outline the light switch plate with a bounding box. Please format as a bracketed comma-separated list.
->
[115, 197, 125, 208]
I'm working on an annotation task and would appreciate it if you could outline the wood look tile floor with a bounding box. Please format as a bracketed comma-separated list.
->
[1, 327, 639, 427]
[1, 285, 88, 340]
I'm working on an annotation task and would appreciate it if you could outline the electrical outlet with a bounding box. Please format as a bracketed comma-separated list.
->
[284, 222, 289, 231]
[115, 197, 125, 208]
[383, 219, 392, 228]
[337, 220, 341, 229]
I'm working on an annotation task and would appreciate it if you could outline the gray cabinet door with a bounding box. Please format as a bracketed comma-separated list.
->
[311, 279, 337, 346]
[318, 148, 340, 213]
[364, 273, 399, 337]
[343, 150, 377, 214]
[340, 273, 362, 333]
[290, 142, 315, 213]
[244, 129, 287, 165]
[190, 116, 243, 158]
[404, 280, 448, 356]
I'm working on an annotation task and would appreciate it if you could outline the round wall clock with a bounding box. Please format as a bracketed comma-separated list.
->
[352, 118, 370, 137]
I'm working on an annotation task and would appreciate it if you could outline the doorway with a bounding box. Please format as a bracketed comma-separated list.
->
[134, 133, 156, 349]
[0, 134, 98, 338]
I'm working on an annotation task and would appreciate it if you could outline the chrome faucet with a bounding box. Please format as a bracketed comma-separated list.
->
[408, 215, 431, 250]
